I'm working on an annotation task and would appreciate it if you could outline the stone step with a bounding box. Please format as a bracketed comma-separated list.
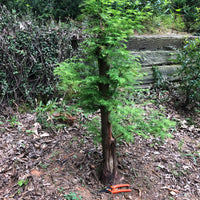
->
[138, 65, 180, 84]
[127, 35, 197, 51]
[128, 35, 197, 86]
[131, 50, 177, 66]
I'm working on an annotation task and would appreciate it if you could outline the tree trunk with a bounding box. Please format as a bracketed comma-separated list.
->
[100, 106, 119, 185]
[98, 51, 119, 185]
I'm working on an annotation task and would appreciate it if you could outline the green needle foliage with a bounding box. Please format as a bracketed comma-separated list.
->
[55, 0, 175, 184]
[55, 0, 175, 141]
[55, 1, 147, 183]
[55, 0, 174, 142]
[55, 0, 146, 111]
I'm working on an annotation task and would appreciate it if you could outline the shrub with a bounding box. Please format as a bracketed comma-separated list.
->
[0, 0, 83, 21]
[176, 38, 200, 106]
[137, 0, 171, 15]
[0, 6, 80, 106]
[171, 0, 200, 32]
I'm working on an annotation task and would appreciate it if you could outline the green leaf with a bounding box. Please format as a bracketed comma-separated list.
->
[18, 180, 24, 187]
[17, 179, 28, 187]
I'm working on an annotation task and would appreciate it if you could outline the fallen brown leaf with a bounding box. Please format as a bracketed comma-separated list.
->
[30, 169, 43, 177]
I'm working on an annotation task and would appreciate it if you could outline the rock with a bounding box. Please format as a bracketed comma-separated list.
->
[40, 132, 50, 137]
[170, 191, 177, 196]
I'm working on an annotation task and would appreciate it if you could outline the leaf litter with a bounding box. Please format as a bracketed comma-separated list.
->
[0, 100, 200, 200]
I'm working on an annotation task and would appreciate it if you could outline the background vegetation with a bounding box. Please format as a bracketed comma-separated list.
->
[0, 0, 83, 21]
[171, 0, 200, 33]
[1, 0, 200, 31]
[0, 0, 199, 108]
[176, 38, 200, 107]
[0, 5, 81, 106]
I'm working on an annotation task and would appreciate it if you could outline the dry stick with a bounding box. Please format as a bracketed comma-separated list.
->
[5, 127, 12, 132]
[166, 188, 180, 194]
[132, 187, 142, 197]
[50, 127, 57, 135]
[152, 170, 162, 178]
[13, 100, 19, 113]
[62, 153, 75, 163]
[161, 186, 181, 194]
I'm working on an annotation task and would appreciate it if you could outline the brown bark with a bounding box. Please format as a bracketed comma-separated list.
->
[97, 49, 119, 185]
[100, 107, 119, 185]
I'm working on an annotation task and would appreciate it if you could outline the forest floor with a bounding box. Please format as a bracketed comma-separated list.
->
[0, 90, 200, 200]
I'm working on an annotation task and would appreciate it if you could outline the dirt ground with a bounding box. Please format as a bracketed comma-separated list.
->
[0, 94, 200, 200]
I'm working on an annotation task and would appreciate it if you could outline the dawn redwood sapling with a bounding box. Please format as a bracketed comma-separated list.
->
[54, 0, 174, 185]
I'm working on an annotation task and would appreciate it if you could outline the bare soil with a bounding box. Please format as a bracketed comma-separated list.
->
[0, 94, 200, 200]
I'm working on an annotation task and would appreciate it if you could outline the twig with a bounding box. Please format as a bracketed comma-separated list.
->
[152, 170, 161, 178]
[61, 153, 75, 163]
[115, 133, 124, 139]
[132, 187, 142, 197]
[50, 127, 57, 135]
[13, 100, 19, 113]
[5, 127, 11, 132]
[166, 188, 180, 194]
[161, 187, 180, 194]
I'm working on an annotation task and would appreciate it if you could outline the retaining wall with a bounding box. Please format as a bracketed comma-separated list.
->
[127, 35, 197, 86]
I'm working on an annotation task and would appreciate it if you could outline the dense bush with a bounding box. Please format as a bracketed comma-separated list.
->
[2, 0, 199, 33]
[135, 0, 171, 15]
[0, 0, 83, 21]
[0, 6, 80, 106]
[176, 38, 200, 106]
[171, 0, 200, 32]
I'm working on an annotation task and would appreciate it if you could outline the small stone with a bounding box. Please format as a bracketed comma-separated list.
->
[170, 191, 176, 196]
[126, 195, 132, 200]
[157, 164, 165, 169]
[40, 132, 50, 137]
[41, 143, 47, 149]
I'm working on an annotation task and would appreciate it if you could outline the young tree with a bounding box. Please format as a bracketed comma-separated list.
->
[55, 0, 173, 185]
